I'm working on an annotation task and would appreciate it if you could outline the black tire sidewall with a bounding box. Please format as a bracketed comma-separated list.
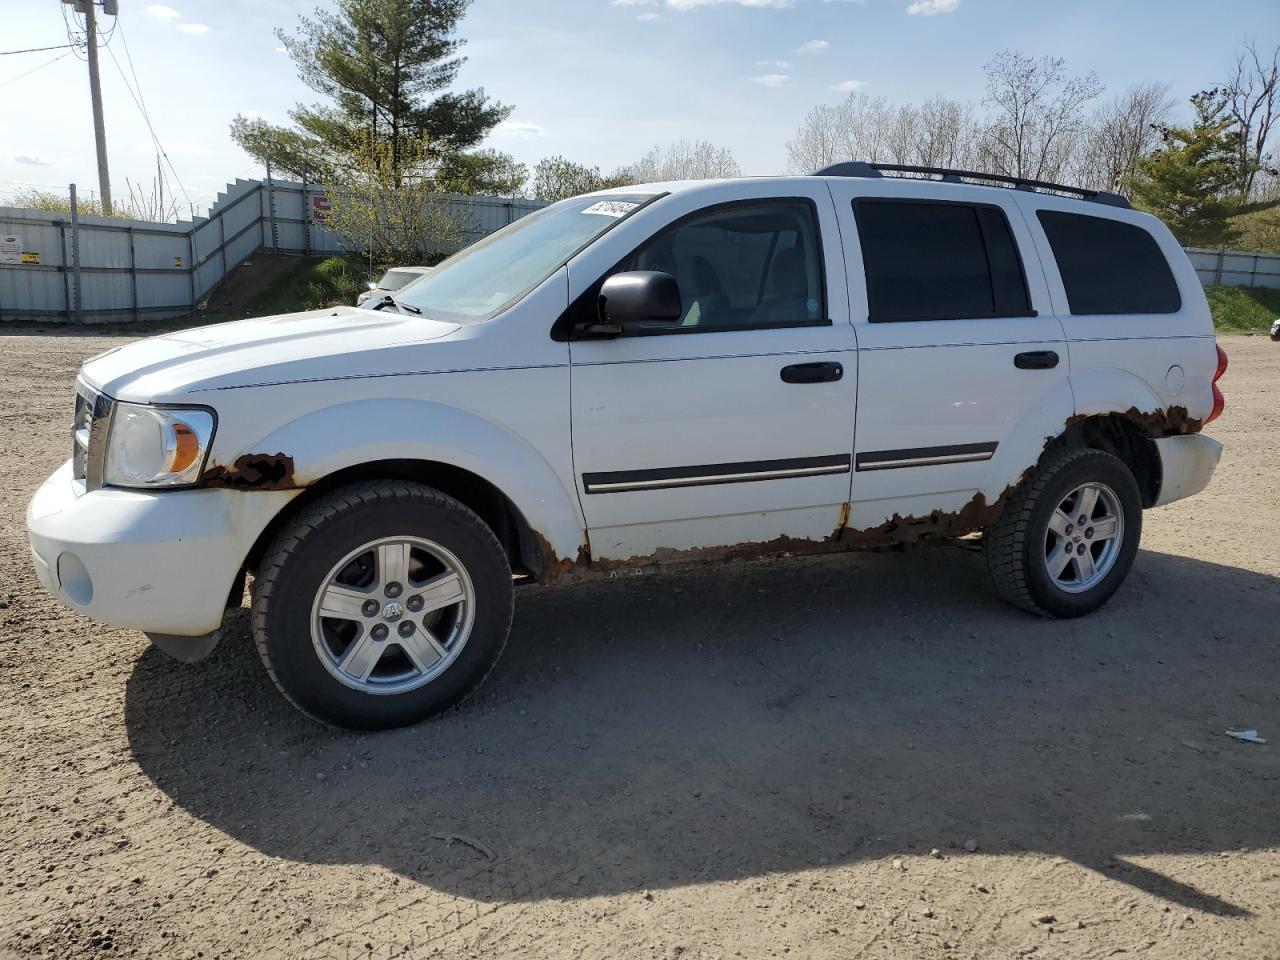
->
[258, 488, 513, 729]
[1022, 451, 1143, 618]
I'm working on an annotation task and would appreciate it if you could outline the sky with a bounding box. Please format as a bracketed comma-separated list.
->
[1, 0, 1276, 217]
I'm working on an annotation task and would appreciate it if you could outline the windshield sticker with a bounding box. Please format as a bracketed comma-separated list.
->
[581, 200, 639, 218]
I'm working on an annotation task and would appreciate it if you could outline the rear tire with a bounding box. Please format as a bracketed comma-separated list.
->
[985, 447, 1142, 618]
[252, 481, 513, 730]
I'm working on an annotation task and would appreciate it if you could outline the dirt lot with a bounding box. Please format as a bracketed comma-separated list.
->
[0, 331, 1277, 960]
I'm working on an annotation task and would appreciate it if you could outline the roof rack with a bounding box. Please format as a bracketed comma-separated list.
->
[814, 161, 1131, 209]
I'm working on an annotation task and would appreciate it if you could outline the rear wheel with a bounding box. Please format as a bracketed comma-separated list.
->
[252, 481, 513, 729]
[985, 447, 1142, 618]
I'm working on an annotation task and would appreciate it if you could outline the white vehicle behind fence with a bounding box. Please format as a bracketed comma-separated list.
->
[356, 265, 434, 306]
[28, 162, 1227, 729]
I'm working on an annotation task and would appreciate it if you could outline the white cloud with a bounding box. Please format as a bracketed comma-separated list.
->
[612, 0, 794, 9]
[494, 120, 545, 139]
[756, 59, 791, 69]
[274, 46, 287, 53]
[176, 23, 211, 34]
[796, 39, 830, 54]
[753, 74, 790, 87]
[830, 79, 868, 92]
[13, 155, 56, 167]
[905, 0, 960, 14]
[673, 0, 792, 6]
[145, 4, 181, 19]
[636, 11, 661, 18]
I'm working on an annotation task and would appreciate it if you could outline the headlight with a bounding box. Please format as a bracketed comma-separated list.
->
[104, 403, 215, 488]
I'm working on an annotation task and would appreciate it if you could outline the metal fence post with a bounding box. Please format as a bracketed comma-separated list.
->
[265, 160, 278, 254]
[218, 212, 227, 281]
[302, 162, 311, 256]
[128, 227, 138, 323]
[57, 223, 70, 321]
[187, 228, 197, 315]
[1215, 248, 1225, 286]
[69, 183, 83, 323]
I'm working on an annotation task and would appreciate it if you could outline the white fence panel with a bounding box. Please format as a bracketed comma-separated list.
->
[13, 199, 1278, 324]
[1184, 247, 1280, 289]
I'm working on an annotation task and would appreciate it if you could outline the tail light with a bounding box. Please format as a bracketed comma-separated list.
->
[1204, 344, 1228, 426]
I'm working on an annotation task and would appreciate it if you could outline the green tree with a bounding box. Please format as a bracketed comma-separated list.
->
[530, 155, 633, 203]
[231, 0, 516, 194]
[1127, 92, 1243, 247]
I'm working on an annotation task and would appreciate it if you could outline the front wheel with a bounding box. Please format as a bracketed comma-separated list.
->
[251, 481, 514, 729]
[985, 447, 1142, 618]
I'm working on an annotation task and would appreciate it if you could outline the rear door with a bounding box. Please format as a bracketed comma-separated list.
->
[566, 181, 858, 562]
[824, 179, 1075, 530]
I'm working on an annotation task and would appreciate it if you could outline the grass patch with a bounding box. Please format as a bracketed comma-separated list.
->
[204, 255, 366, 323]
[1205, 285, 1280, 333]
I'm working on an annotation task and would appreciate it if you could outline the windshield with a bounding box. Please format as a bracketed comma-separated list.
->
[376, 268, 424, 291]
[395, 193, 657, 322]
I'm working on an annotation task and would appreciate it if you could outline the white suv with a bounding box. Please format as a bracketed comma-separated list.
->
[27, 163, 1227, 729]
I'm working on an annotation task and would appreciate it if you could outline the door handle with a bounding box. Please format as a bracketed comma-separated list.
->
[1014, 350, 1059, 370]
[781, 361, 843, 384]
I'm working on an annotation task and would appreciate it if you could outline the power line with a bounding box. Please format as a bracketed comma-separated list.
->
[106, 21, 193, 211]
[0, 43, 76, 56]
[0, 50, 74, 90]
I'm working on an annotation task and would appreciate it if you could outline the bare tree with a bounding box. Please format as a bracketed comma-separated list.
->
[883, 104, 920, 164]
[786, 102, 845, 173]
[980, 50, 1104, 182]
[1222, 39, 1279, 198]
[787, 93, 985, 173]
[785, 92, 896, 172]
[625, 140, 741, 181]
[1074, 82, 1173, 194]
[916, 96, 980, 168]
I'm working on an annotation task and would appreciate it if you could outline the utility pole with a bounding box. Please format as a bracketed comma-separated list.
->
[83, 1, 113, 214]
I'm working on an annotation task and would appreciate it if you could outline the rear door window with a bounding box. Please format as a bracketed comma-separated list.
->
[853, 199, 1032, 322]
[1036, 211, 1181, 315]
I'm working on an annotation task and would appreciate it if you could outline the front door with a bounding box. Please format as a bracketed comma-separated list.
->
[567, 184, 858, 563]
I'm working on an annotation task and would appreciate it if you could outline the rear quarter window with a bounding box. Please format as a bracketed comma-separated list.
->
[1037, 210, 1181, 315]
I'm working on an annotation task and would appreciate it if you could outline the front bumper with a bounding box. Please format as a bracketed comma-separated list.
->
[27, 460, 298, 636]
[1152, 434, 1223, 507]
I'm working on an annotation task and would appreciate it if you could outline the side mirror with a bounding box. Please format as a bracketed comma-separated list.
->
[577, 271, 682, 338]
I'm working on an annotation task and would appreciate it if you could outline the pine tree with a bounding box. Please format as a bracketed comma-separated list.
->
[231, 0, 514, 193]
[1126, 91, 1243, 247]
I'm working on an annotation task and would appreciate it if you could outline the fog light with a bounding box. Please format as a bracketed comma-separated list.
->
[56, 551, 93, 606]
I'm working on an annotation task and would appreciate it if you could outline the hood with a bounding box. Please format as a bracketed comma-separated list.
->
[81, 305, 463, 402]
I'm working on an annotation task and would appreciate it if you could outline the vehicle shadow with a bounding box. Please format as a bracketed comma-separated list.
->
[124, 545, 1278, 916]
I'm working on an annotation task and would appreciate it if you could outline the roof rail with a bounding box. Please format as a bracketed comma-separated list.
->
[813, 161, 1131, 209]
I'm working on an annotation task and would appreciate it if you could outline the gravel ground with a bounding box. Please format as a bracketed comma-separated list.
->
[0, 331, 1277, 960]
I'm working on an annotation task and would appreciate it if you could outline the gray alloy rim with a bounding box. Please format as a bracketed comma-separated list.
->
[1042, 481, 1124, 594]
[310, 536, 476, 695]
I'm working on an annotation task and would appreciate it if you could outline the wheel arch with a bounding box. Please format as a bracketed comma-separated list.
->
[1053, 413, 1162, 507]
[212, 398, 586, 582]
[241, 458, 554, 580]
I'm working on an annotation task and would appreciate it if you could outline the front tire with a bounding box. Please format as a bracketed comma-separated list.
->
[252, 481, 514, 730]
[985, 447, 1142, 618]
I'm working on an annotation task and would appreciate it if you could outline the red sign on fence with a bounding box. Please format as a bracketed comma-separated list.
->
[311, 195, 331, 222]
